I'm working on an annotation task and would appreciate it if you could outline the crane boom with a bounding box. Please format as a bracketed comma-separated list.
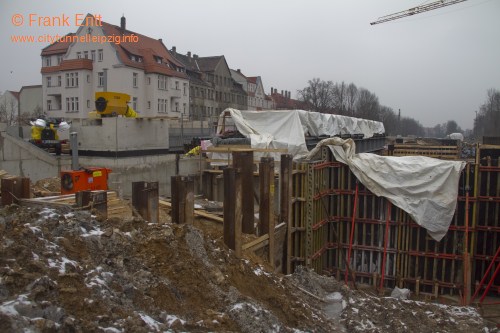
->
[370, 0, 468, 25]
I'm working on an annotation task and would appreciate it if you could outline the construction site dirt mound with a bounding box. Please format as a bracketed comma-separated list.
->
[32, 177, 61, 196]
[0, 204, 497, 333]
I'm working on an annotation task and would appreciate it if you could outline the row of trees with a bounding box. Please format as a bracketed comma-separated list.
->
[473, 89, 500, 138]
[297, 78, 428, 136]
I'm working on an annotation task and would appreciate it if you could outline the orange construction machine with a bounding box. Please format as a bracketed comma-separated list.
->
[61, 167, 111, 195]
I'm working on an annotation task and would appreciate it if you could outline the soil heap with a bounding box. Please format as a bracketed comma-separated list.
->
[0, 204, 497, 332]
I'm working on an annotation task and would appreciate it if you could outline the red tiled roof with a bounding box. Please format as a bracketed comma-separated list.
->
[41, 33, 75, 56]
[247, 76, 258, 84]
[271, 92, 307, 110]
[41, 59, 93, 74]
[99, 20, 187, 79]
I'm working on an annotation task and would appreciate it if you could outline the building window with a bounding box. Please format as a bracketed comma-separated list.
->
[87, 74, 90, 83]
[65, 72, 79, 87]
[133, 73, 138, 88]
[175, 81, 179, 90]
[47, 100, 52, 111]
[77, 52, 81, 59]
[66, 97, 79, 112]
[98, 49, 103, 61]
[44, 57, 51, 67]
[46, 76, 51, 87]
[57, 76, 61, 86]
[147, 77, 151, 85]
[91, 50, 96, 61]
[87, 100, 90, 108]
[158, 75, 167, 90]
[132, 97, 137, 111]
[98, 72, 104, 87]
[174, 102, 179, 112]
[147, 101, 151, 109]
[183, 83, 187, 96]
[84, 51, 89, 59]
[183, 103, 186, 114]
[57, 55, 62, 65]
[158, 99, 167, 113]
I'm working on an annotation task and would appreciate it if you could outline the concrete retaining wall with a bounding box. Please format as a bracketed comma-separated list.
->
[72, 117, 170, 152]
[1, 120, 205, 197]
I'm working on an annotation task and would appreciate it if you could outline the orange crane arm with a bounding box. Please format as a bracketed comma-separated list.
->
[370, 0, 468, 25]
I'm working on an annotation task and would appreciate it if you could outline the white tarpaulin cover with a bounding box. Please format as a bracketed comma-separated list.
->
[307, 137, 466, 241]
[216, 109, 385, 160]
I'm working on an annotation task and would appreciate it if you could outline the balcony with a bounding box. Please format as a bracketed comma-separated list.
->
[46, 84, 63, 96]
[170, 88, 182, 99]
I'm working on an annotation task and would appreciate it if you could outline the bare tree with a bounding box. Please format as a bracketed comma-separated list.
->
[0, 98, 18, 125]
[400, 117, 424, 136]
[474, 88, 500, 138]
[332, 81, 346, 114]
[31, 106, 45, 120]
[297, 78, 335, 113]
[345, 83, 358, 116]
[445, 120, 461, 135]
[379, 105, 398, 135]
[355, 88, 380, 120]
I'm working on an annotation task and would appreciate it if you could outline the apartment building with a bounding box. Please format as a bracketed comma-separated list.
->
[170, 48, 247, 119]
[41, 15, 189, 119]
[230, 69, 274, 111]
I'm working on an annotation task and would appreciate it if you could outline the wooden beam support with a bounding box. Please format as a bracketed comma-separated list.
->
[76, 190, 108, 218]
[233, 150, 255, 234]
[280, 154, 293, 274]
[132, 181, 159, 223]
[260, 157, 275, 266]
[223, 167, 242, 257]
[1, 177, 30, 206]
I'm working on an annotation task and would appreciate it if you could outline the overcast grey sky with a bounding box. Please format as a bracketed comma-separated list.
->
[1, 0, 499, 130]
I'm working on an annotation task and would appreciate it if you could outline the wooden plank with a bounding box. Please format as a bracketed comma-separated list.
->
[159, 199, 224, 223]
[204, 147, 288, 153]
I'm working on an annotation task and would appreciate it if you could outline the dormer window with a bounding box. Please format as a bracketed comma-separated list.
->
[155, 56, 162, 64]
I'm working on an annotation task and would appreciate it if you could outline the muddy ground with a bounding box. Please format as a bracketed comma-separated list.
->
[0, 203, 498, 333]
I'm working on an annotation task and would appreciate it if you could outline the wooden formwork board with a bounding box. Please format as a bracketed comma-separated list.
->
[289, 144, 500, 299]
[392, 144, 459, 160]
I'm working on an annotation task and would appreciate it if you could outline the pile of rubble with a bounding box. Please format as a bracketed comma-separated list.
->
[0, 204, 496, 332]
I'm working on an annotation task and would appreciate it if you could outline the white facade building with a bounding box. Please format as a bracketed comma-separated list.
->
[19, 85, 43, 116]
[41, 15, 189, 119]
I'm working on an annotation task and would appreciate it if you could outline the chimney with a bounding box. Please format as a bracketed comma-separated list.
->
[281, 90, 284, 96]
[187, 51, 191, 58]
[172, 46, 176, 53]
[158, 38, 162, 44]
[237, 69, 241, 73]
[271, 87, 273, 94]
[120, 15, 126, 31]
[193, 54, 198, 59]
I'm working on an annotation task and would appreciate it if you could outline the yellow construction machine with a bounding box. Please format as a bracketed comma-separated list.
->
[89, 92, 138, 118]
